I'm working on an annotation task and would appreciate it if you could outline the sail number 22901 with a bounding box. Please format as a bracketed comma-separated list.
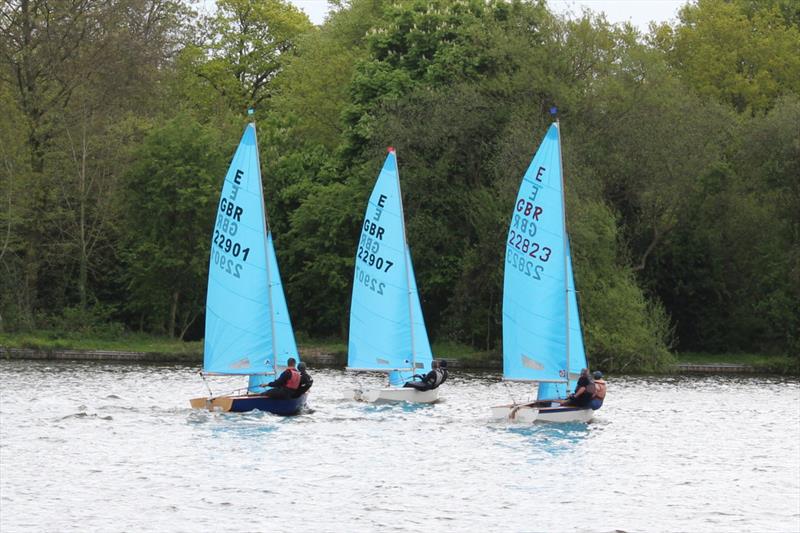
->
[213, 230, 250, 261]
[211, 229, 250, 279]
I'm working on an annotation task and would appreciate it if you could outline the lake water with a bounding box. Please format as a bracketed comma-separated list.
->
[1, 360, 798, 532]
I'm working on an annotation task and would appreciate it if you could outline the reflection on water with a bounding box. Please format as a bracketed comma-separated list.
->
[1, 361, 798, 533]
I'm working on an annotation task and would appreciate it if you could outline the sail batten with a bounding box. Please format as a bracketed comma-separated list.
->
[502, 123, 587, 391]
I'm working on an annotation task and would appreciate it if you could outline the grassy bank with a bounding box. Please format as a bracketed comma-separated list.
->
[0, 331, 497, 366]
[0, 331, 202, 354]
[677, 351, 799, 375]
[2, 332, 795, 374]
[1, 331, 486, 354]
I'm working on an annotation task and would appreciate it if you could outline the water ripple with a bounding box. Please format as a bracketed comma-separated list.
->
[1, 361, 798, 532]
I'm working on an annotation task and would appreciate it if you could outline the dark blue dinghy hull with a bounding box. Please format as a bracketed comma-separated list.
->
[190, 393, 307, 415]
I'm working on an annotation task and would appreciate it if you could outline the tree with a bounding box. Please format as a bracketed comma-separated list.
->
[0, 0, 191, 322]
[121, 115, 227, 337]
[192, 0, 313, 114]
[0, 83, 30, 330]
[651, 96, 800, 354]
[653, 0, 800, 114]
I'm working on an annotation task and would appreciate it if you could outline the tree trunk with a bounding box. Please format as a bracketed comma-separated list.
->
[169, 290, 179, 338]
[77, 116, 88, 310]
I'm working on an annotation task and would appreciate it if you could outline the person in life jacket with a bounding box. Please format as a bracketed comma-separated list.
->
[261, 357, 301, 399]
[292, 362, 314, 398]
[590, 370, 606, 410]
[563, 368, 595, 407]
[403, 360, 446, 391]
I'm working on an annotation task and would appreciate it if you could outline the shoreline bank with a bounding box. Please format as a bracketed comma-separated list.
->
[1, 346, 778, 374]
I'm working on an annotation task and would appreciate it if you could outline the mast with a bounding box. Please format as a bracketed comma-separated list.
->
[251, 110, 279, 375]
[392, 147, 417, 372]
[555, 118, 571, 393]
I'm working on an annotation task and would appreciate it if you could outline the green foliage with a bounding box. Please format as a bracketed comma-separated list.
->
[193, 0, 314, 113]
[569, 201, 675, 372]
[120, 114, 227, 337]
[0, 330, 203, 355]
[652, 95, 800, 355]
[2, 0, 796, 372]
[655, 0, 800, 114]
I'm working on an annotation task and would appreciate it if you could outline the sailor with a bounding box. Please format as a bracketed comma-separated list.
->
[261, 357, 301, 399]
[404, 360, 446, 391]
[293, 362, 314, 398]
[590, 370, 606, 410]
[563, 368, 595, 407]
[439, 359, 449, 384]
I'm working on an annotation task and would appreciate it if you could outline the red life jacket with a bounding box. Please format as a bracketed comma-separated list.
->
[286, 367, 301, 390]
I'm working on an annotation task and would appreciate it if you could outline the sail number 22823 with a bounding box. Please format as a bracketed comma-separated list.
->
[507, 249, 544, 280]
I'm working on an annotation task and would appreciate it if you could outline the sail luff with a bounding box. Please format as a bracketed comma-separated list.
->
[556, 120, 571, 392]
[252, 122, 279, 375]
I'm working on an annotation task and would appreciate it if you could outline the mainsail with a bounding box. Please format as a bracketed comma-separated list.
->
[347, 150, 432, 378]
[502, 122, 586, 397]
[203, 123, 298, 381]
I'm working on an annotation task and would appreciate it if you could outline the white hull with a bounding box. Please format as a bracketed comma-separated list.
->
[346, 386, 440, 404]
[491, 402, 593, 423]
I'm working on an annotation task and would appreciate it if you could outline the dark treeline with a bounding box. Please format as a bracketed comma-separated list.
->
[1, 0, 798, 371]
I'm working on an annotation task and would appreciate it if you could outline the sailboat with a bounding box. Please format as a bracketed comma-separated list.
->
[490, 121, 594, 423]
[345, 148, 439, 403]
[189, 119, 307, 415]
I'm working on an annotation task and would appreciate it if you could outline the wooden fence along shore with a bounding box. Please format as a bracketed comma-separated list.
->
[0, 346, 760, 373]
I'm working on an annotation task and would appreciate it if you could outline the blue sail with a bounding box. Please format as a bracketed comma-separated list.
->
[266, 231, 299, 368]
[204, 123, 296, 378]
[407, 245, 433, 373]
[565, 239, 587, 388]
[502, 123, 569, 383]
[248, 232, 299, 392]
[538, 238, 587, 399]
[348, 150, 430, 373]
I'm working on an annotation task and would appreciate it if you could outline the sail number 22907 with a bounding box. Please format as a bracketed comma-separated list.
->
[355, 265, 386, 295]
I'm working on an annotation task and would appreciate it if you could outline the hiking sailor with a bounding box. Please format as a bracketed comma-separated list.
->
[563, 368, 595, 407]
[293, 362, 314, 398]
[590, 370, 606, 410]
[404, 360, 447, 391]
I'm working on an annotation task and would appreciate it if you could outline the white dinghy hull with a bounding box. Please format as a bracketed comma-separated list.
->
[347, 387, 440, 404]
[491, 403, 593, 423]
